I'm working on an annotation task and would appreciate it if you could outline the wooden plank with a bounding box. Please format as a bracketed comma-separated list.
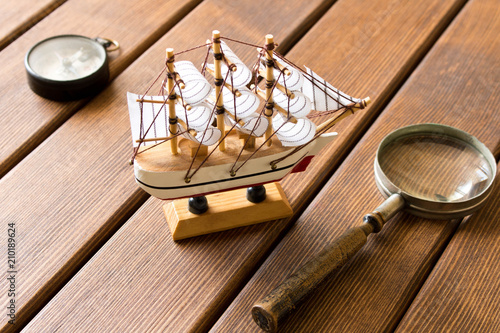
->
[211, 0, 500, 331]
[0, 0, 203, 179]
[396, 166, 500, 332]
[0, 0, 65, 51]
[19, 0, 472, 331]
[0, 0, 344, 331]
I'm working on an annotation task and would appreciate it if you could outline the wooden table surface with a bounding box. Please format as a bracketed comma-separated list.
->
[1, 0, 498, 332]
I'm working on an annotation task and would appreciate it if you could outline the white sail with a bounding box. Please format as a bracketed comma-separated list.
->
[175, 102, 214, 131]
[173, 61, 212, 105]
[258, 56, 304, 91]
[272, 114, 316, 147]
[128, 92, 220, 147]
[128, 92, 169, 147]
[300, 66, 362, 111]
[207, 41, 252, 88]
[224, 114, 269, 137]
[177, 123, 221, 146]
[273, 58, 303, 91]
[272, 89, 311, 118]
[221, 86, 260, 118]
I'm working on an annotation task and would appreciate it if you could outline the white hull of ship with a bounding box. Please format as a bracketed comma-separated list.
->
[134, 132, 337, 200]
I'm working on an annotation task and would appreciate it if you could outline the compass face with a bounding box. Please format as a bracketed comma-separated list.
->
[25, 35, 110, 100]
[27, 35, 106, 81]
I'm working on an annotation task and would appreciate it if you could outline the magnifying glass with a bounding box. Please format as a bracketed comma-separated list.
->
[252, 123, 497, 332]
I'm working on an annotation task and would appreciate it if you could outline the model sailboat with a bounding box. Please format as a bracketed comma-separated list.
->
[127, 31, 370, 207]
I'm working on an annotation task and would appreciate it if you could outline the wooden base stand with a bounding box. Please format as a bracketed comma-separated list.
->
[163, 183, 292, 241]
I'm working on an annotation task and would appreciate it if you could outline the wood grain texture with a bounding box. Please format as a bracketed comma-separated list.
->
[212, 0, 500, 331]
[0, 0, 343, 332]
[0, 0, 203, 179]
[20, 0, 473, 332]
[396, 166, 500, 332]
[0, 0, 65, 51]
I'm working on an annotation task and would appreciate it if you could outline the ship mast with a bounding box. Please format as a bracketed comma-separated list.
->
[212, 30, 226, 152]
[264, 34, 275, 147]
[166, 48, 178, 155]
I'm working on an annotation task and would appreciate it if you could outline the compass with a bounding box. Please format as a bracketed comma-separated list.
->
[25, 35, 119, 100]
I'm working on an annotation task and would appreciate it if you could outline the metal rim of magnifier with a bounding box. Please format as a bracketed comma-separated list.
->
[374, 123, 496, 219]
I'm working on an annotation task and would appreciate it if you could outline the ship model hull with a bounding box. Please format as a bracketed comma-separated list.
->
[128, 31, 370, 204]
[134, 132, 337, 200]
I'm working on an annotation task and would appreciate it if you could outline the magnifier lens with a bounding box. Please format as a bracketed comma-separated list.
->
[378, 133, 493, 202]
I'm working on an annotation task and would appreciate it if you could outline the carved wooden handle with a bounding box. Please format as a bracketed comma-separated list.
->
[251, 224, 370, 332]
[251, 194, 405, 332]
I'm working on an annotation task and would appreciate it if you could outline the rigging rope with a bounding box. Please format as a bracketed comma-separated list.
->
[130, 63, 180, 163]
[184, 64, 232, 181]
[273, 51, 357, 107]
[231, 115, 291, 175]
[230, 62, 285, 175]
[131, 35, 363, 181]
[135, 129, 189, 155]
[269, 107, 355, 166]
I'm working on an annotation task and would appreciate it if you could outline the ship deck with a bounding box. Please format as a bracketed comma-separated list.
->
[135, 130, 290, 172]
